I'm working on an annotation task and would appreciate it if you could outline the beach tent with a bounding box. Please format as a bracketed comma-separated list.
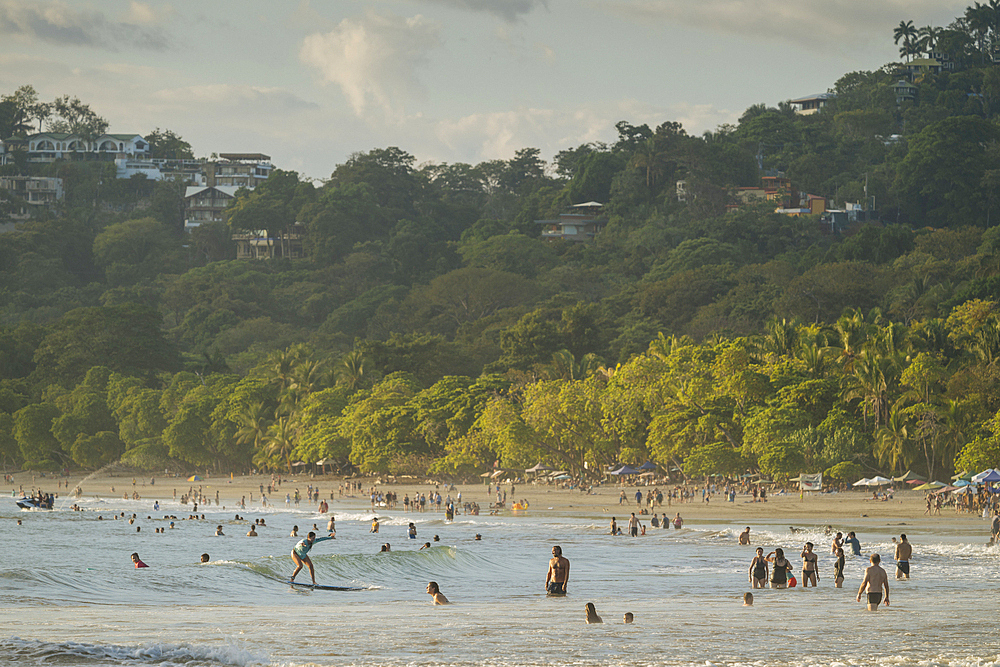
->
[638, 461, 658, 471]
[869, 475, 892, 486]
[525, 463, 553, 473]
[972, 469, 1000, 484]
[609, 465, 640, 476]
[552, 474, 571, 480]
[187, 475, 201, 481]
[291, 461, 308, 467]
[913, 481, 946, 491]
[953, 485, 977, 495]
[893, 470, 924, 483]
[953, 479, 970, 487]
[952, 470, 973, 482]
[852, 478, 872, 487]
[479, 472, 492, 477]
[548, 471, 569, 478]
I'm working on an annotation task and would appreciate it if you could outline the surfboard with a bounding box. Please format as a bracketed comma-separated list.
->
[288, 581, 364, 591]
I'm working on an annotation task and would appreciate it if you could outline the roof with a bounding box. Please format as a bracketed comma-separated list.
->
[789, 93, 836, 103]
[218, 153, 271, 161]
[185, 185, 240, 198]
[571, 201, 604, 208]
[104, 134, 145, 141]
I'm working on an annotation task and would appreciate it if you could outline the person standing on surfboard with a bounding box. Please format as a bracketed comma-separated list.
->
[290, 531, 335, 585]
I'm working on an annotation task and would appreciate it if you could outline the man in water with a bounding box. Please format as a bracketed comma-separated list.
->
[894, 534, 912, 579]
[200, 553, 210, 563]
[546, 545, 570, 595]
[992, 513, 1000, 544]
[623, 612, 634, 624]
[327, 515, 336, 536]
[856, 553, 890, 611]
[831, 531, 843, 553]
[800, 542, 819, 587]
[609, 517, 617, 534]
[426, 581, 449, 604]
[628, 513, 639, 537]
[738, 527, 751, 545]
[131, 553, 148, 568]
[291, 531, 335, 585]
[844, 531, 861, 556]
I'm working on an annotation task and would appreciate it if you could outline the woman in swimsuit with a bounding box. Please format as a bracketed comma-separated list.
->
[834, 547, 845, 588]
[766, 548, 792, 589]
[749, 547, 769, 588]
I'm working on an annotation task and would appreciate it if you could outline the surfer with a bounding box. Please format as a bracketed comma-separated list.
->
[546, 545, 570, 595]
[856, 553, 890, 610]
[290, 531, 335, 585]
[426, 581, 449, 604]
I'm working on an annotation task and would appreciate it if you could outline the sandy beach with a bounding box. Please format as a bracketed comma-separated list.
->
[13, 470, 987, 525]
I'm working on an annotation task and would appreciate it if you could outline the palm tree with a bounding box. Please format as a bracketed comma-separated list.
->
[894, 20, 918, 61]
[918, 25, 941, 54]
[235, 401, 272, 455]
[337, 349, 369, 391]
[760, 317, 800, 359]
[630, 138, 668, 189]
[258, 415, 297, 473]
[875, 406, 912, 475]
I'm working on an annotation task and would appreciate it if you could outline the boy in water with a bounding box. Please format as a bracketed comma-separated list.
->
[856, 553, 890, 611]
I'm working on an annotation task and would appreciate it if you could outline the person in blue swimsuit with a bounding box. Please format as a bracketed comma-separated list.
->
[291, 531, 335, 585]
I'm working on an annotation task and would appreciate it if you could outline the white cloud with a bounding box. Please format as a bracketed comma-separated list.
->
[0, 0, 169, 50]
[152, 84, 318, 112]
[121, 1, 174, 26]
[596, 0, 967, 49]
[299, 11, 442, 119]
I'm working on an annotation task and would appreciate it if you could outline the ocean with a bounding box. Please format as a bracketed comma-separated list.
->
[3, 489, 999, 667]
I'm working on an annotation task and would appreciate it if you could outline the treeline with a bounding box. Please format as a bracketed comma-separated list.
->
[4, 2, 1000, 478]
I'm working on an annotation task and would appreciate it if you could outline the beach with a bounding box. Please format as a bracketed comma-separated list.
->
[3, 471, 999, 667]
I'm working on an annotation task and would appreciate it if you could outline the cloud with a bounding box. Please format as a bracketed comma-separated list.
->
[299, 11, 442, 118]
[415, 0, 546, 22]
[595, 0, 967, 49]
[121, 1, 174, 26]
[152, 84, 319, 113]
[0, 0, 169, 50]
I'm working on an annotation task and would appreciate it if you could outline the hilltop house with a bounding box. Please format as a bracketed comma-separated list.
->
[790, 93, 835, 115]
[23, 132, 149, 162]
[183, 185, 240, 230]
[535, 201, 608, 242]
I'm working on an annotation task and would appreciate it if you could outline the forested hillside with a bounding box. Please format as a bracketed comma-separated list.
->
[3, 4, 1000, 481]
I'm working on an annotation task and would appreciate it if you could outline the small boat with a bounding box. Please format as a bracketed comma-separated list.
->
[16, 497, 54, 510]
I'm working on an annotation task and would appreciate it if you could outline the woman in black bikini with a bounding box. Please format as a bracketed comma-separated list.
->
[749, 547, 769, 589]
[833, 547, 845, 588]
[766, 548, 792, 589]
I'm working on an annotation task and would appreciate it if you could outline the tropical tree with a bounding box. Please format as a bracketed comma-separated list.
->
[893, 20, 918, 61]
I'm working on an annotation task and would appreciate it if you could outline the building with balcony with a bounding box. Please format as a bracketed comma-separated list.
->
[0, 176, 64, 219]
[790, 93, 835, 115]
[204, 153, 272, 188]
[535, 201, 607, 242]
[183, 185, 239, 230]
[24, 132, 149, 163]
[233, 223, 305, 260]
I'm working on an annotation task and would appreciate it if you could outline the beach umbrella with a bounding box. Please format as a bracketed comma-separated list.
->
[525, 463, 553, 473]
[553, 474, 571, 480]
[953, 485, 977, 495]
[638, 472, 656, 477]
[972, 468, 1000, 484]
[852, 478, 872, 487]
[893, 470, 924, 483]
[187, 475, 201, 481]
[292, 461, 308, 467]
[479, 472, 492, 477]
[952, 470, 973, 482]
[548, 470, 569, 477]
[905, 479, 924, 485]
[953, 479, 970, 487]
[913, 481, 946, 491]
[870, 475, 892, 486]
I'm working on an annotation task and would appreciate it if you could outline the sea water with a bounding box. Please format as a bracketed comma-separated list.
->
[2, 492, 999, 667]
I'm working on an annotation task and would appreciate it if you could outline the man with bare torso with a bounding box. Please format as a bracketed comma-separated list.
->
[894, 534, 912, 579]
[546, 545, 570, 595]
[856, 553, 890, 611]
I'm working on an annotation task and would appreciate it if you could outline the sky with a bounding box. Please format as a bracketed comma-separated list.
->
[0, 0, 973, 179]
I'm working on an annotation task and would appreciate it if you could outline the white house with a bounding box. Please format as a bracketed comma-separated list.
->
[26, 132, 149, 162]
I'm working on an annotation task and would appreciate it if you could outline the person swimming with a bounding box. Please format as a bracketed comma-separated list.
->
[585, 602, 603, 624]
[131, 553, 148, 568]
[427, 581, 449, 605]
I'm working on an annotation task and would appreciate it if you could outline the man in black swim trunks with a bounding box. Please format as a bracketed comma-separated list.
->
[546, 545, 570, 595]
[856, 553, 889, 611]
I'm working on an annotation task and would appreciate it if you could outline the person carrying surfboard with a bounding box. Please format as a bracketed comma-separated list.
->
[290, 531, 335, 585]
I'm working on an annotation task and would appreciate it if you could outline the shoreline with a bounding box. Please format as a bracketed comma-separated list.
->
[8, 470, 990, 525]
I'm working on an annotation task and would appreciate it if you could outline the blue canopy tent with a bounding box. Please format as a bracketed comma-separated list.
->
[638, 461, 657, 471]
[609, 465, 641, 476]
